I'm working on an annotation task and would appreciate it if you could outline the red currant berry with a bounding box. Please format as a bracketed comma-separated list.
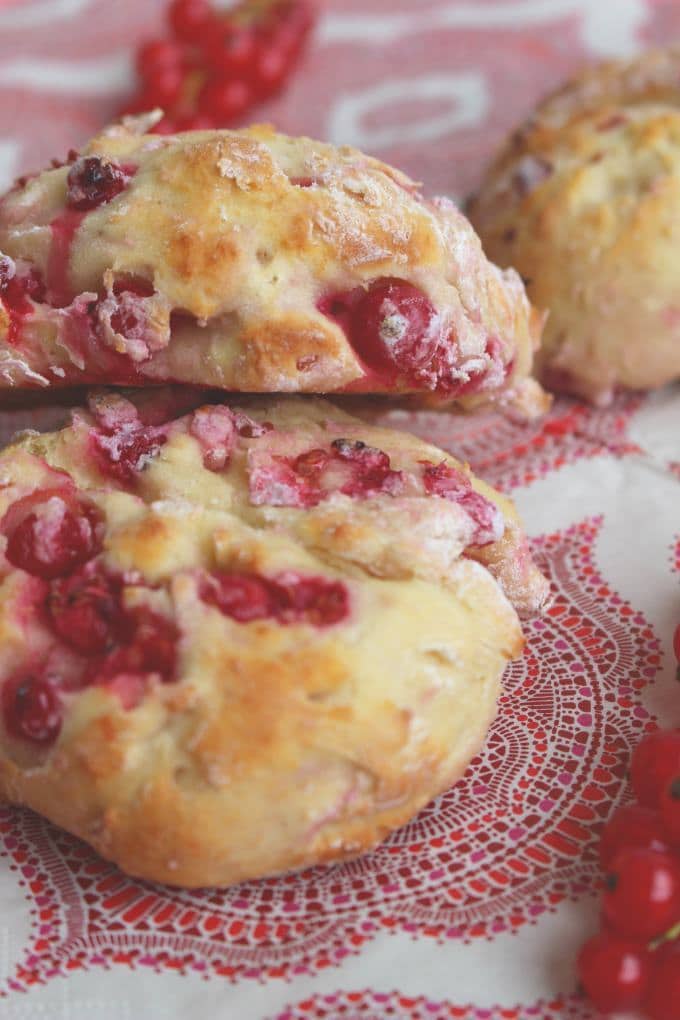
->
[143, 66, 186, 108]
[47, 565, 126, 656]
[321, 278, 440, 383]
[603, 848, 680, 940]
[645, 940, 680, 1020]
[293, 448, 332, 479]
[168, 0, 215, 43]
[250, 39, 291, 98]
[276, 574, 349, 626]
[2, 490, 102, 580]
[89, 608, 179, 696]
[89, 424, 166, 486]
[205, 25, 258, 76]
[2, 671, 62, 745]
[66, 157, 133, 211]
[200, 571, 350, 627]
[201, 572, 274, 623]
[199, 77, 253, 122]
[330, 437, 403, 498]
[421, 461, 502, 546]
[599, 804, 670, 869]
[632, 729, 680, 809]
[661, 775, 680, 846]
[135, 39, 184, 80]
[577, 932, 651, 1013]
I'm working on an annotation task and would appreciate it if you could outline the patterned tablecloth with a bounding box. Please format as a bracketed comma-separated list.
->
[0, 2, 679, 1018]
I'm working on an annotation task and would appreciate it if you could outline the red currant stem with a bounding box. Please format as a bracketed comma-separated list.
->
[650, 922, 680, 950]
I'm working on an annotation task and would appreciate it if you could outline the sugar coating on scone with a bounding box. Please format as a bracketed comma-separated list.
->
[0, 391, 548, 887]
[0, 115, 546, 417]
[468, 46, 680, 405]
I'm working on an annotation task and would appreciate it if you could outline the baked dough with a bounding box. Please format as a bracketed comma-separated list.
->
[468, 47, 680, 405]
[0, 390, 548, 887]
[0, 115, 546, 417]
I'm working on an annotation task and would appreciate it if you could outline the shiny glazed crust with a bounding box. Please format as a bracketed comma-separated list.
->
[0, 390, 548, 888]
[468, 47, 680, 404]
[0, 115, 546, 417]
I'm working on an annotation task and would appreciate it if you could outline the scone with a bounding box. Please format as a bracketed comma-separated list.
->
[0, 390, 548, 888]
[468, 47, 680, 405]
[0, 114, 547, 418]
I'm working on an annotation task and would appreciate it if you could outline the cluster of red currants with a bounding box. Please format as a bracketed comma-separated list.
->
[577, 626, 680, 1018]
[124, 0, 316, 132]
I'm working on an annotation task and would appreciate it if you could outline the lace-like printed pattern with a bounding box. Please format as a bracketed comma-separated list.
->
[0, 518, 661, 993]
[272, 989, 599, 1020]
[369, 394, 642, 492]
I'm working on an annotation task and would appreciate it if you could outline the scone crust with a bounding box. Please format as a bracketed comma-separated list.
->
[0, 392, 547, 887]
[0, 119, 546, 416]
[468, 47, 680, 404]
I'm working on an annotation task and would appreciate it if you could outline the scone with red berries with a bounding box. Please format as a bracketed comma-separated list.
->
[0, 390, 548, 888]
[0, 115, 547, 418]
[468, 46, 680, 405]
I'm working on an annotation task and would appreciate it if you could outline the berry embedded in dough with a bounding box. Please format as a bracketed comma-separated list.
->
[0, 390, 548, 888]
[0, 117, 547, 418]
[468, 46, 680, 405]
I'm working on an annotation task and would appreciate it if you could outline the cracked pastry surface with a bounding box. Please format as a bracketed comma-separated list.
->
[468, 46, 680, 405]
[0, 115, 546, 417]
[0, 390, 548, 888]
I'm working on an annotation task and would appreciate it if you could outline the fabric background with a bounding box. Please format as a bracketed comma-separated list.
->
[0, 2, 679, 1017]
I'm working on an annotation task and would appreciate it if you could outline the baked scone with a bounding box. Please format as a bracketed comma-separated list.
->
[0, 114, 547, 418]
[468, 47, 680, 405]
[0, 390, 548, 888]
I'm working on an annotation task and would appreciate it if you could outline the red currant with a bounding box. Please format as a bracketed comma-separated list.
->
[644, 940, 680, 1020]
[47, 565, 127, 656]
[278, 574, 349, 627]
[168, 0, 215, 43]
[140, 64, 186, 108]
[2, 672, 62, 745]
[631, 729, 680, 809]
[66, 157, 133, 212]
[125, 0, 316, 133]
[202, 572, 273, 623]
[330, 437, 404, 498]
[577, 932, 651, 1013]
[250, 39, 291, 98]
[421, 461, 502, 546]
[599, 804, 670, 869]
[205, 25, 257, 76]
[320, 278, 440, 383]
[603, 848, 680, 940]
[136, 39, 184, 80]
[2, 490, 102, 580]
[200, 571, 350, 627]
[89, 609, 179, 691]
[89, 424, 166, 486]
[661, 775, 680, 846]
[199, 77, 254, 122]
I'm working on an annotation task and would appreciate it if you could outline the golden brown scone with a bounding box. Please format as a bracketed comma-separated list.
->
[468, 47, 680, 405]
[0, 114, 546, 417]
[0, 389, 547, 888]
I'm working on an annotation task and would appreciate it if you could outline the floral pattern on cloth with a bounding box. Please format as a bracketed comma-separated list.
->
[0, 1, 679, 1018]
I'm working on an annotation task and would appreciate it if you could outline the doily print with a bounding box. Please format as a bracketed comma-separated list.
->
[0, 517, 661, 992]
[272, 989, 599, 1020]
[364, 395, 642, 493]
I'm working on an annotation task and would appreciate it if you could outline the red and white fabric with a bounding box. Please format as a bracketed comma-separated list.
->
[0, 2, 679, 1017]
